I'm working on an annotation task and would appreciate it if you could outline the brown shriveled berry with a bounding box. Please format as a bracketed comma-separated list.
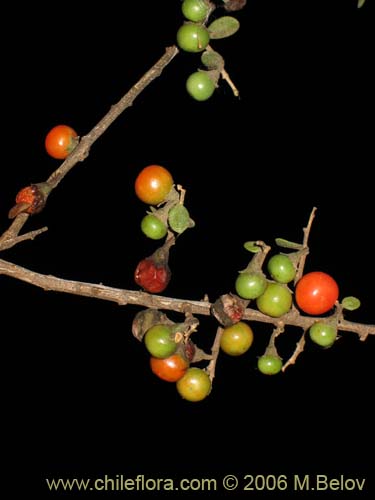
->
[8, 183, 51, 219]
[211, 293, 248, 327]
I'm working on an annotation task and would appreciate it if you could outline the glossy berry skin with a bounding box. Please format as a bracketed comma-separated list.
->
[141, 214, 167, 240]
[257, 355, 283, 375]
[135, 165, 173, 205]
[181, 0, 209, 22]
[256, 283, 292, 317]
[309, 322, 337, 347]
[235, 272, 267, 300]
[45, 125, 78, 159]
[144, 325, 177, 359]
[176, 23, 210, 53]
[176, 367, 211, 402]
[186, 71, 216, 101]
[295, 271, 339, 315]
[267, 254, 296, 284]
[220, 321, 254, 356]
[150, 354, 189, 382]
[134, 258, 171, 293]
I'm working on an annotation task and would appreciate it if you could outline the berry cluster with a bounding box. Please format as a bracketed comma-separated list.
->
[132, 221, 362, 401]
[133, 164, 195, 293]
[132, 309, 211, 402]
[176, 0, 243, 101]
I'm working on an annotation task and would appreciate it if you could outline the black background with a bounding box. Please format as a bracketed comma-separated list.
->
[2, 0, 374, 498]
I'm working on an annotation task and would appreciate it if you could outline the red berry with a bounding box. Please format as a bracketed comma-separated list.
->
[134, 236, 174, 294]
[134, 258, 171, 293]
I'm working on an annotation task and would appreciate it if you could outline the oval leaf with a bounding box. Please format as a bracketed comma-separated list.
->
[341, 296, 361, 311]
[201, 50, 224, 70]
[208, 16, 240, 39]
[358, 0, 366, 8]
[275, 238, 303, 250]
[168, 204, 194, 234]
[243, 241, 261, 253]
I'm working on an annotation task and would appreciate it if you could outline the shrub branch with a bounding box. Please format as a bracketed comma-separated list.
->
[0, 258, 373, 340]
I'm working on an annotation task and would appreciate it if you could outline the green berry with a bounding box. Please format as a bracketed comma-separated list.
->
[256, 283, 292, 317]
[141, 214, 168, 240]
[257, 355, 282, 375]
[267, 254, 296, 284]
[309, 322, 337, 347]
[176, 23, 210, 53]
[144, 325, 177, 359]
[182, 0, 209, 22]
[235, 272, 267, 300]
[186, 71, 216, 101]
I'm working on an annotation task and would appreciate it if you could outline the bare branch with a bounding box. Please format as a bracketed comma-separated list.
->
[206, 327, 224, 382]
[295, 206, 317, 282]
[282, 331, 307, 372]
[0, 227, 48, 251]
[0, 258, 373, 339]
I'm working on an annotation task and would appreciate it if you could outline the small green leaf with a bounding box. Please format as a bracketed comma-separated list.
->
[201, 50, 224, 70]
[341, 296, 361, 311]
[168, 205, 194, 234]
[208, 16, 240, 39]
[275, 238, 303, 250]
[358, 0, 366, 8]
[243, 241, 261, 253]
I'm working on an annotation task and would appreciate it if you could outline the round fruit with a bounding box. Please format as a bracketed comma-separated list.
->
[45, 124, 78, 159]
[141, 214, 168, 240]
[144, 325, 177, 359]
[186, 71, 216, 101]
[256, 283, 292, 317]
[176, 367, 211, 402]
[176, 23, 210, 53]
[267, 254, 296, 284]
[220, 321, 254, 356]
[150, 354, 189, 382]
[235, 272, 267, 300]
[257, 355, 283, 375]
[295, 271, 339, 315]
[181, 0, 209, 22]
[135, 165, 173, 205]
[309, 322, 337, 347]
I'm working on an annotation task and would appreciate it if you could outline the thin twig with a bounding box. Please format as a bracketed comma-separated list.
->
[0, 227, 48, 251]
[221, 67, 240, 97]
[206, 327, 224, 382]
[282, 331, 307, 371]
[295, 206, 317, 282]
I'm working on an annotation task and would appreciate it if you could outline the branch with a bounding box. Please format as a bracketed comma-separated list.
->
[294, 206, 316, 282]
[282, 331, 306, 372]
[0, 258, 373, 340]
[46, 46, 179, 190]
[0, 45, 179, 247]
[206, 327, 224, 382]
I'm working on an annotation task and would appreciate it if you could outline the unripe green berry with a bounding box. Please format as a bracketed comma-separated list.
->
[257, 355, 282, 375]
[182, 0, 209, 22]
[186, 71, 216, 101]
[176, 23, 210, 53]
